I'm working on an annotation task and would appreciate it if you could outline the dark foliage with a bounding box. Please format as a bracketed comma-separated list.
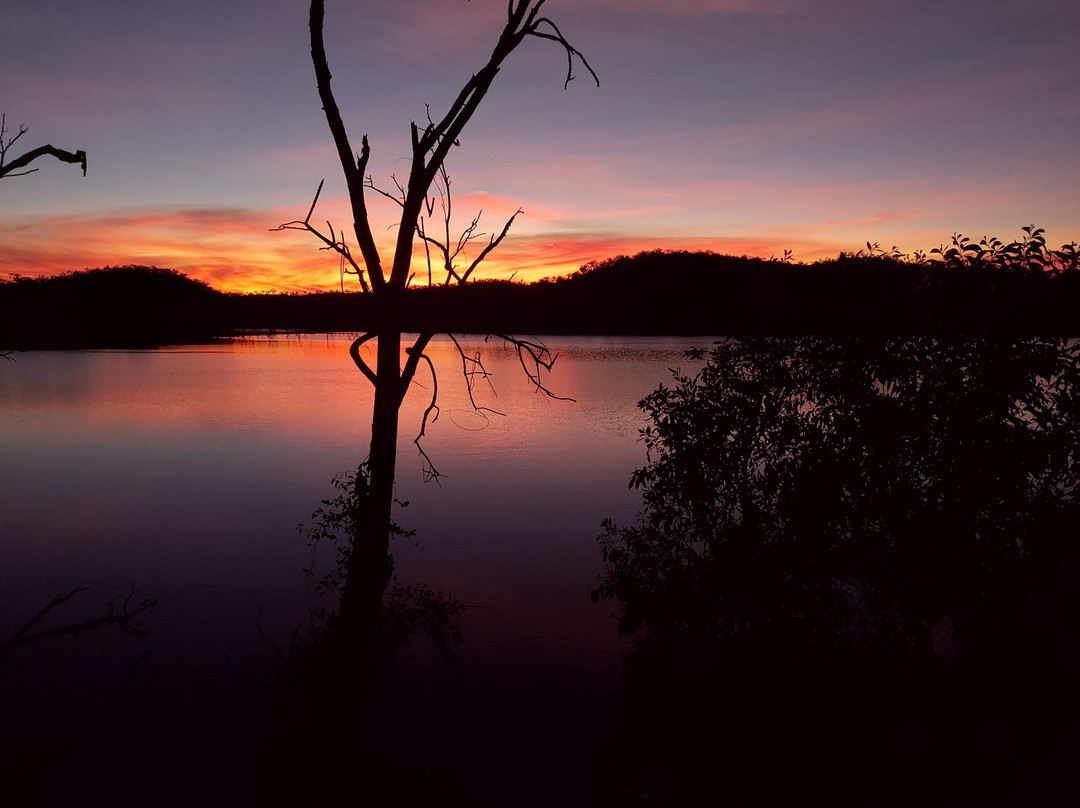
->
[230, 248, 1080, 336]
[0, 265, 227, 349]
[593, 336, 1078, 805]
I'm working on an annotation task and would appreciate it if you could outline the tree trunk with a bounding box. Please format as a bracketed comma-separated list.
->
[338, 325, 400, 640]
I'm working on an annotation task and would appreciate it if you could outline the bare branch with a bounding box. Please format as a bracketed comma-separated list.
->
[309, 0, 384, 287]
[400, 332, 437, 403]
[365, 165, 411, 212]
[419, 218, 435, 286]
[416, 223, 462, 284]
[1, 586, 157, 659]
[0, 114, 28, 159]
[271, 180, 371, 293]
[349, 331, 379, 386]
[388, 0, 597, 288]
[4, 587, 89, 647]
[460, 208, 523, 283]
[0, 114, 87, 179]
[455, 213, 480, 260]
[492, 334, 576, 401]
[448, 333, 506, 417]
[412, 162, 518, 287]
[303, 177, 325, 223]
[528, 17, 600, 89]
[411, 350, 446, 485]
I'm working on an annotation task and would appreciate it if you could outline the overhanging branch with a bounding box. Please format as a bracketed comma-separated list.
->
[0, 114, 86, 178]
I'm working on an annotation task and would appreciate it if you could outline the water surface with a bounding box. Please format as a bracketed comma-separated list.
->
[1, 334, 703, 805]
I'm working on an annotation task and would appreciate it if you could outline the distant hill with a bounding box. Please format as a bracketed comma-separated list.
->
[0, 266, 227, 349]
[3, 252, 1079, 350]
[233, 250, 1080, 336]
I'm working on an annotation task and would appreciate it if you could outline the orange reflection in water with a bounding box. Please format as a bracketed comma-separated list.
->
[3, 335, 697, 463]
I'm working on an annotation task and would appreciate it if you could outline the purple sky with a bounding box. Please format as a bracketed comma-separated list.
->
[2, 0, 1078, 291]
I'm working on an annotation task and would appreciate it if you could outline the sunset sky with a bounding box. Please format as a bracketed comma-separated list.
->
[2, 0, 1078, 292]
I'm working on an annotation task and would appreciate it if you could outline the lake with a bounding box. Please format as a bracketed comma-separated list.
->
[0, 334, 703, 806]
[2, 334, 1074, 806]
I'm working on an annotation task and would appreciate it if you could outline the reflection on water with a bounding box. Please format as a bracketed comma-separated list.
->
[0, 335, 697, 806]
[4, 334, 1074, 804]
[257, 462, 471, 804]
[594, 336, 1078, 804]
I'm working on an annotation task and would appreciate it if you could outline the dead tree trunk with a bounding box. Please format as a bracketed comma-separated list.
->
[338, 326, 401, 627]
[276, 1, 596, 633]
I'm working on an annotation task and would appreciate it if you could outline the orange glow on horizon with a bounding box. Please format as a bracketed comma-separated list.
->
[0, 204, 852, 293]
[14, 194, 1068, 294]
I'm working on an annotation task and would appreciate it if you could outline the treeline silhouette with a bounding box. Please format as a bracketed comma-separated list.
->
[4, 244, 1080, 348]
[0, 266, 227, 349]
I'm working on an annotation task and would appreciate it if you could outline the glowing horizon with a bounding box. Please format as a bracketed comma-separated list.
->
[3, 197, 1073, 294]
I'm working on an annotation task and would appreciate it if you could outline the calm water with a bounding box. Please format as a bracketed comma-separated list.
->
[0, 335, 703, 806]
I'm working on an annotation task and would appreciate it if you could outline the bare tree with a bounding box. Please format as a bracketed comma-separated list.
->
[275, 1, 596, 625]
[0, 114, 86, 179]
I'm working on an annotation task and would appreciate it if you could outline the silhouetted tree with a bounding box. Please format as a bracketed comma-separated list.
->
[594, 336, 1078, 804]
[276, 1, 596, 630]
[0, 114, 86, 179]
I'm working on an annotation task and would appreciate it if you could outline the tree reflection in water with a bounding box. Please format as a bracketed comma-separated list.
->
[255, 463, 471, 804]
[594, 336, 1078, 805]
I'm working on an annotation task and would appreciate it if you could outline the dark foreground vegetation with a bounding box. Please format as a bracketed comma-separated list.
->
[594, 335, 1078, 804]
[3, 230, 1079, 349]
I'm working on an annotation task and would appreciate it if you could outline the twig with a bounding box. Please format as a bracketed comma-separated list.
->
[492, 334, 576, 401]
[1, 586, 157, 659]
[271, 180, 372, 293]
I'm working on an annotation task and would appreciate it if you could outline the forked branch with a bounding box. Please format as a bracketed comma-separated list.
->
[271, 179, 371, 293]
[0, 114, 86, 179]
[411, 162, 525, 287]
[493, 334, 575, 401]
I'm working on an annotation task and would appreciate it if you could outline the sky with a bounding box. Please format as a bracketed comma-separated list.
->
[1, 0, 1078, 292]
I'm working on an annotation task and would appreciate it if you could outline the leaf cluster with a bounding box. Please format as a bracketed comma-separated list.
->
[926, 225, 1079, 273]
